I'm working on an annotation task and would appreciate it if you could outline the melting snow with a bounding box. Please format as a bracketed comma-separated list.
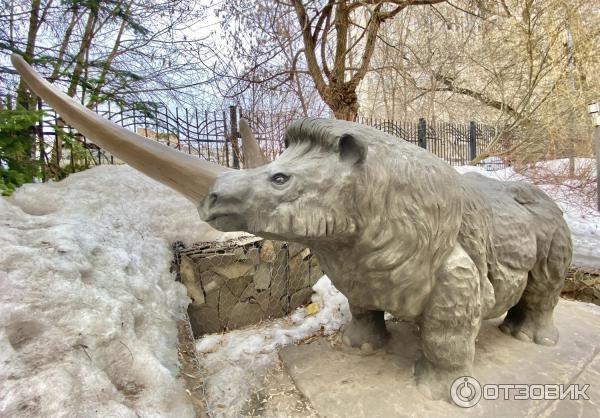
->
[0, 165, 238, 417]
[195, 276, 350, 417]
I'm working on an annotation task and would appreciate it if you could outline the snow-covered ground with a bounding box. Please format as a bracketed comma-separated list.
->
[1, 159, 598, 417]
[0, 165, 239, 417]
[195, 276, 349, 417]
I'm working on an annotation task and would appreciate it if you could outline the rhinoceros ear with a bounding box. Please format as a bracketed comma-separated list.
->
[339, 133, 367, 164]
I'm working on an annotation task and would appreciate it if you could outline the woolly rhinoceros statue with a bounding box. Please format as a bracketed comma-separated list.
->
[13, 54, 572, 401]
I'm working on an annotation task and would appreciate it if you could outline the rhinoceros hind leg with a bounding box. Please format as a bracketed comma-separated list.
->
[341, 306, 390, 351]
[499, 229, 570, 346]
[499, 303, 558, 346]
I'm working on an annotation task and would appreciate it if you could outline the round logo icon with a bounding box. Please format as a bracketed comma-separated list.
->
[450, 376, 482, 408]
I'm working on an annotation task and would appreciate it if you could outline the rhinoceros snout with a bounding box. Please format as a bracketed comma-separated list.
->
[198, 176, 250, 232]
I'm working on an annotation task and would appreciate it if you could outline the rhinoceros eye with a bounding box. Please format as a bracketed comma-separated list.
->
[271, 173, 290, 185]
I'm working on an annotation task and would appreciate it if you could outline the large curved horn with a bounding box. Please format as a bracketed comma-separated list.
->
[239, 118, 268, 168]
[11, 54, 231, 203]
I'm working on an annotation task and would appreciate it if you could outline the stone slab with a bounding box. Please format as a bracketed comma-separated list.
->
[182, 238, 321, 336]
[279, 300, 600, 418]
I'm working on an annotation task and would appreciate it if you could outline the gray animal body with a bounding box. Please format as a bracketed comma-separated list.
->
[13, 54, 571, 401]
[200, 118, 572, 399]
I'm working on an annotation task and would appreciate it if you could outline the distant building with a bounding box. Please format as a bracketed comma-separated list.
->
[136, 128, 179, 148]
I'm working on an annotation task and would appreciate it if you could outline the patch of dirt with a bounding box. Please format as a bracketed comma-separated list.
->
[240, 360, 318, 418]
[561, 267, 600, 305]
[6, 320, 44, 350]
[16, 396, 41, 416]
[177, 316, 209, 418]
[114, 380, 145, 400]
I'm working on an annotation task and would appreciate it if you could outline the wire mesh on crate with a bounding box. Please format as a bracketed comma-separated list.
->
[174, 235, 323, 337]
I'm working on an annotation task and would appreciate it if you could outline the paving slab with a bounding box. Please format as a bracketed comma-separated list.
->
[279, 300, 600, 418]
[238, 360, 318, 418]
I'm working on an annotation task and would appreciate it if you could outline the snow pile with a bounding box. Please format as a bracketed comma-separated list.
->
[195, 275, 350, 417]
[0, 165, 237, 417]
[457, 158, 600, 269]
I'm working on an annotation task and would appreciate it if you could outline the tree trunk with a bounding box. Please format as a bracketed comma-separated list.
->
[14, 0, 43, 182]
[565, 19, 577, 178]
[67, 10, 97, 98]
[331, 104, 359, 121]
[49, 5, 81, 83]
[16, 0, 41, 110]
[87, 2, 131, 108]
[324, 85, 359, 121]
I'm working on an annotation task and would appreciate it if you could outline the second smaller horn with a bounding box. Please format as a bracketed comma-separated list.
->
[239, 119, 269, 169]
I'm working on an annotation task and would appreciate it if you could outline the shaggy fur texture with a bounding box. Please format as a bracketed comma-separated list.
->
[201, 118, 572, 401]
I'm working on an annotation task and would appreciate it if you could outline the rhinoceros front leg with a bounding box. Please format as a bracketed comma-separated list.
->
[342, 305, 390, 351]
[415, 244, 482, 401]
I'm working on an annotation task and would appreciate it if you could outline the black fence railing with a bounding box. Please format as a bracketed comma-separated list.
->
[33, 102, 509, 174]
[357, 116, 503, 169]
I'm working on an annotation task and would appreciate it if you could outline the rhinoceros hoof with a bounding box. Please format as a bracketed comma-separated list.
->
[499, 315, 558, 346]
[341, 320, 390, 351]
[414, 356, 470, 402]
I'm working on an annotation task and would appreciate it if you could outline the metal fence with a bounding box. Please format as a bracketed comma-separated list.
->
[357, 116, 504, 169]
[33, 101, 509, 173]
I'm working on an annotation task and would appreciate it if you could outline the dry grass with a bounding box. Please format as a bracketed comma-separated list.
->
[239, 361, 318, 418]
[561, 267, 600, 305]
[177, 317, 209, 418]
